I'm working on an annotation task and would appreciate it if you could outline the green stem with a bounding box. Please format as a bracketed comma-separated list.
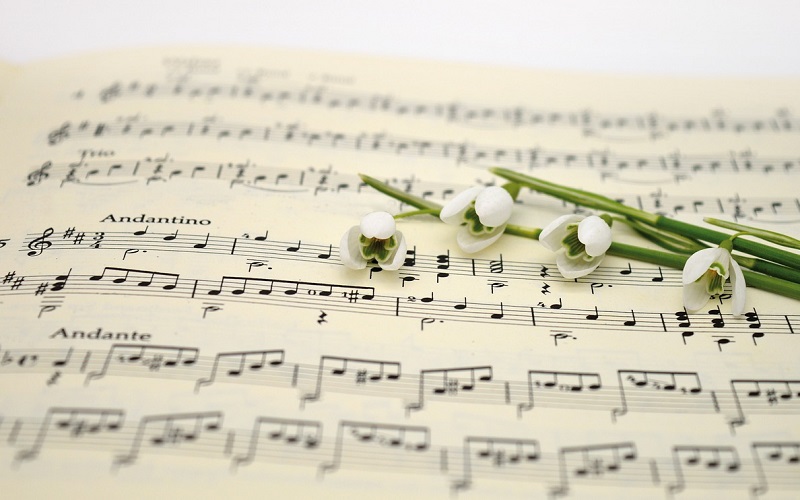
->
[654, 218, 800, 283]
[490, 167, 800, 273]
[360, 174, 442, 212]
[394, 209, 440, 219]
[606, 242, 800, 300]
[359, 173, 800, 300]
[613, 216, 707, 254]
[705, 217, 800, 250]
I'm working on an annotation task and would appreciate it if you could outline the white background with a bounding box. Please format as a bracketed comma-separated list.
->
[1, 0, 799, 76]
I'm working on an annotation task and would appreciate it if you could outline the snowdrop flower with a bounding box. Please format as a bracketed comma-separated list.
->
[439, 186, 514, 253]
[539, 214, 612, 279]
[339, 211, 407, 270]
[682, 245, 745, 315]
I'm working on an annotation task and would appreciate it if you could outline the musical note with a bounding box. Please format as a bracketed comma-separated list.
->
[669, 446, 741, 494]
[409, 366, 493, 412]
[15, 407, 125, 462]
[436, 250, 450, 282]
[614, 370, 705, 421]
[232, 417, 323, 469]
[489, 255, 504, 274]
[302, 356, 401, 404]
[86, 344, 199, 383]
[751, 442, 800, 496]
[457, 437, 540, 490]
[321, 421, 429, 475]
[193, 233, 210, 249]
[556, 442, 638, 496]
[195, 349, 285, 390]
[404, 246, 417, 267]
[491, 302, 504, 319]
[651, 267, 664, 282]
[317, 244, 332, 259]
[519, 370, 602, 414]
[115, 411, 223, 467]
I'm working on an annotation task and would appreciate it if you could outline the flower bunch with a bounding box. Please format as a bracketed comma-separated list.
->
[343, 172, 800, 315]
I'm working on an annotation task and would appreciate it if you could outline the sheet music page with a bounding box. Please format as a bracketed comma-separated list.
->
[0, 46, 798, 498]
[0, 61, 21, 102]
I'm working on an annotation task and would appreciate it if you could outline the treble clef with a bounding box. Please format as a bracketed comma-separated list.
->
[26, 161, 52, 186]
[48, 123, 70, 145]
[27, 228, 54, 257]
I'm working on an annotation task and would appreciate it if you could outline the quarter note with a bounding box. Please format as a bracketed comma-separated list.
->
[623, 310, 636, 326]
[193, 233, 210, 249]
[491, 302, 504, 319]
[317, 244, 332, 259]
[651, 267, 664, 282]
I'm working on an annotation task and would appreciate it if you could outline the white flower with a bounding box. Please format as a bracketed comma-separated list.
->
[682, 246, 745, 315]
[339, 211, 407, 270]
[539, 214, 612, 279]
[439, 186, 514, 253]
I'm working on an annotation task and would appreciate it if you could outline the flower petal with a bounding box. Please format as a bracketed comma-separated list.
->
[440, 186, 483, 225]
[682, 247, 725, 284]
[360, 211, 396, 239]
[577, 215, 612, 257]
[555, 252, 604, 279]
[474, 186, 513, 227]
[380, 231, 407, 270]
[456, 225, 505, 253]
[339, 226, 367, 269]
[729, 258, 746, 316]
[539, 214, 582, 251]
[683, 280, 710, 311]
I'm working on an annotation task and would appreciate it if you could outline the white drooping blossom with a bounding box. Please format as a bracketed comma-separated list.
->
[439, 186, 514, 253]
[682, 246, 745, 315]
[339, 211, 407, 270]
[539, 214, 612, 279]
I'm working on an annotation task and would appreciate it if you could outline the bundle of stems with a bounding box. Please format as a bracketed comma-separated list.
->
[359, 172, 800, 301]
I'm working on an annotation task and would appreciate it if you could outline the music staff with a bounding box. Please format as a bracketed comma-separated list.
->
[45, 119, 800, 176]
[1, 343, 797, 428]
[11, 226, 716, 290]
[94, 80, 800, 140]
[3, 406, 799, 496]
[26, 155, 800, 222]
[0, 267, 795, 341]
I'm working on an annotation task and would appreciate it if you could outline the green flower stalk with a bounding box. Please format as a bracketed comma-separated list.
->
[704, 217, 800, 250]
[489, 167, 800, 284]
[358, 173, 800, 301]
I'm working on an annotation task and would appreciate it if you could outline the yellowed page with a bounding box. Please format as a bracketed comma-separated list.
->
[0, 60, 22, 104]
[0, 46, 798, 498]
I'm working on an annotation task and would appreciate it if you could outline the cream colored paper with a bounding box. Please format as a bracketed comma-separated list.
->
[0, 46, 798, 499]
